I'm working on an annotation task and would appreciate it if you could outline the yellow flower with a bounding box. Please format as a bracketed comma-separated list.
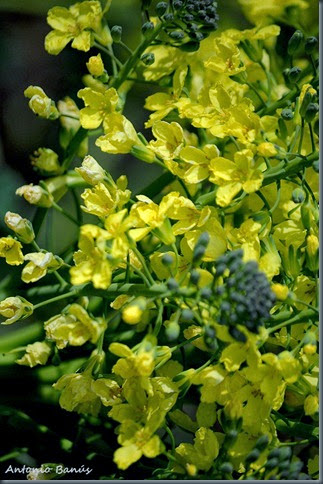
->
[181, 210, 227, 261]
[91, 378, 123, 407]
[205, 36, 245, 76]
[24, 86, 59, 119]
[304, 394, 319, 415]
[70, 224, 113, 289]
[75, 155, 106, 185]
[16, 184, 54, 208]
[144, 65, 187, 127]
[96, 113, 139, 154]
[16, 341, 52, 367]
[149, 121, 184, 161]
[0, 237, 24, 265]
[174, 428, 219, 473]
[112, 377, 178, 469]
[238, 0, 309, 25]
[209, 149, 264, 207]
[21, 252, 63, 283]
[31, 148, 60, 173]
[45, 303, 106, 349]
[81, 181, 130, 218]
[77, 87, 119, 129]
[86, 53, 105, 77]
[130, 193, 175, 245]
[45, 1, 109, 55]
[53, 372, 102, 416]
[0, 296, 33, 325]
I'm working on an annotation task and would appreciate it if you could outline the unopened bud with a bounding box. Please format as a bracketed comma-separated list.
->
[4, 212, 35, 244]
[142, 21, 154, 35]
[16, 184, 53, 208]
[156, 2, 168, 16]
[304, 103, 319, 123]
[288, 66, 302, 84]
[304, 36, 318, 54]
[86, 54, 105, 77]
[0, 296, 33, 325]
[291, 187, 305, 203]
[287, 30, 303, 56]
[141, 53, 155, 65]
[111, 25, 122, 43]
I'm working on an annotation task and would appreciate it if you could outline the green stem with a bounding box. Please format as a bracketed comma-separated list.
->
[111, 23, 164, 90]
[164, 424, 176, 454]
[268, 308, 317, 334]
[297, 118, 305, 153]
[93, 41, 123, 68]
[26, 282, 169, 301]
[52, 202, 80, 226]
[308, 122, 315, 153]
[33, 289, 78, 310]
[246, 81, 267, 108]
[60, 127, 88, 173]
[131, 245, 155, 285]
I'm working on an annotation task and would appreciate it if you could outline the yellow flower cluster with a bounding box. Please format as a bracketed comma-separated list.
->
[0, 0, 318, 479]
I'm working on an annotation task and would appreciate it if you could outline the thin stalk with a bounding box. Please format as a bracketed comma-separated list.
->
[93, 41, 123, 68]
[52, 202, 80, 227]
[246, 81, 267, 108]
[33, 289, 78, 310]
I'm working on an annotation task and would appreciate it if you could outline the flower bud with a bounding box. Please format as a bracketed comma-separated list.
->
[4, 212, 35, 244]
[31, 147, 60, 173]
[219, 462, 233, 474]
[193, 245, 206, 265]
[111, 25, 122, 43]
[288, 66, 302, 84]
[165, 320, 180, 341]
[313, 159, 319, 172]
[161, 253, 174, 266]
[303, 331, 317, 355]
[271, 283, 289, 301]
[181, 309, 194, 322]
[190, 269, 200, 285]
[281, 108, 294, 120]
[142, 21, 154, 35]
[167, 278, 179, 291]
[75, 155, 106, 185]
[169, 30, 185, 40]
[246, 448, 260, 464]
[24, 85, 59, 120]
[304, 36, 318, 54]
[86, 54, 105, 77]
[291, 187, 305, 203]
[131, 144, 155, 163]
[254, 434, 269, 451]
[16, 184, 54, 208]
[300, 200, 312, 230]
[304, 103, 319, 123]
[287, 30, 303, 56]
[156, 2, 168, 16]
[305, 234, 319, 272]
[141, 53, 155, 65]
[299, 90, 313, 117]
[0, 296, 33, 325]
[304, 394, 319, 415]
[122, 299, 146, 325]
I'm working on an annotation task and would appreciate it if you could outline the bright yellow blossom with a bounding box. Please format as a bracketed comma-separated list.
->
[44, 303, 106, 348]
[21, 252, 63, 283]
[45, 1, 110, 55]
[209, 149, 264, 207]
[0, 237, 24, 265]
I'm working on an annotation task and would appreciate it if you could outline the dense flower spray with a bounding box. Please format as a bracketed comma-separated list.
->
[0, 0, 318, 480]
